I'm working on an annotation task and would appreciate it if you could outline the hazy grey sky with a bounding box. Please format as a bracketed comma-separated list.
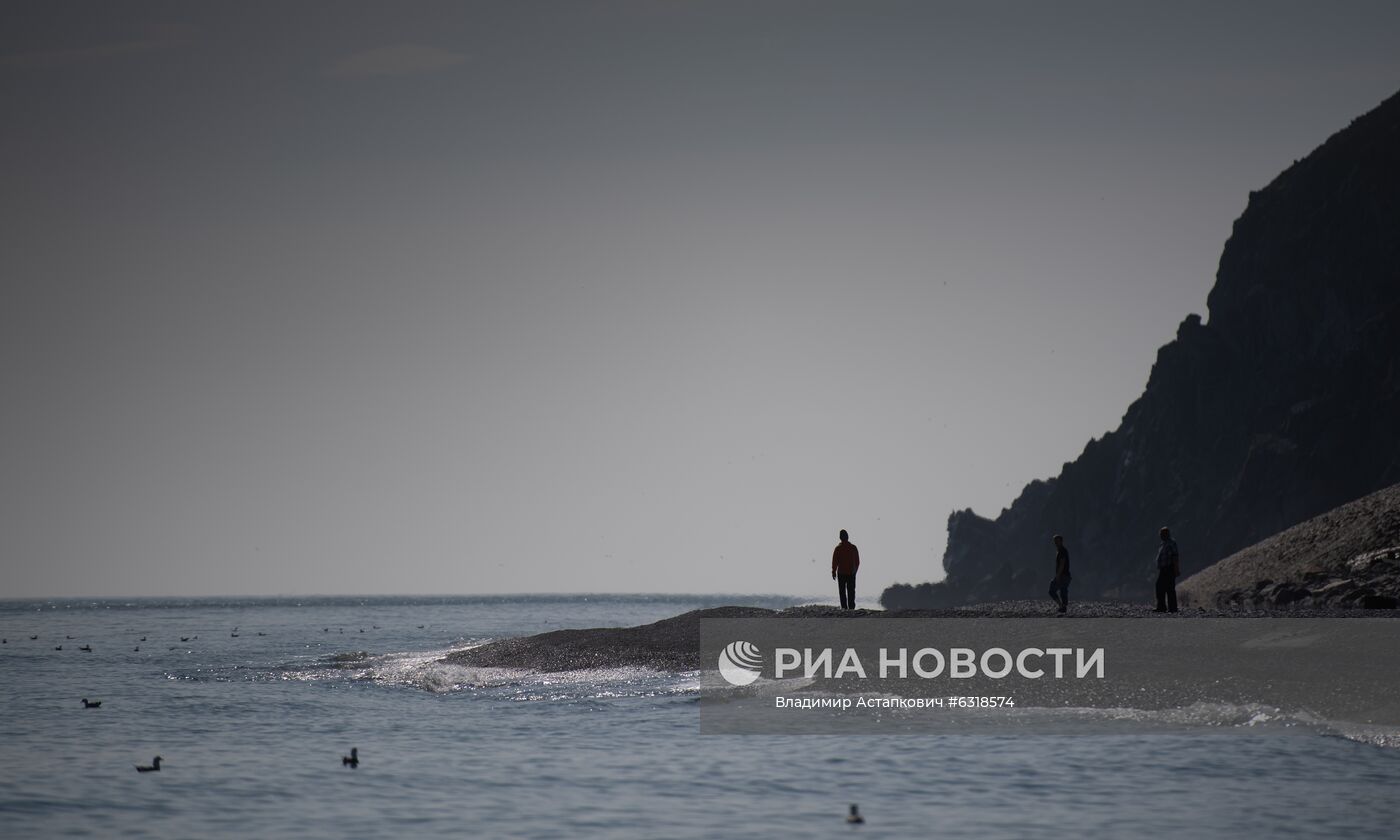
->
[4, 2, 1399, 598]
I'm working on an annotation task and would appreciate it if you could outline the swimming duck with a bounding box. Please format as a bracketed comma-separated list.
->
[134, 646, 140, 652]
[82, 698, 102, 708]
[135, 756, 162, 773]
[342, 748, 359, 768]
[55, 645, 62, 651]
[30, 635, 38, 640]
[847, 804, 865, 824]
[79, 645, 92, 652]
[180, 637, 190, 642]
[140, 636, 146, 642]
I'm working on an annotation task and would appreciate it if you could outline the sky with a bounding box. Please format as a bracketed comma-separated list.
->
[3, 1, 1399, 599]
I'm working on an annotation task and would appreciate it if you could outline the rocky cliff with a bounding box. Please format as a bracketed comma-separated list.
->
[883, 89, 1400, 608]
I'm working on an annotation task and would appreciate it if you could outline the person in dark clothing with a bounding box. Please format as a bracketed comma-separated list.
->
[1154, 526, 1180, 613]
[832, 530, 860, 610]
[1048, 534, 1071, 614]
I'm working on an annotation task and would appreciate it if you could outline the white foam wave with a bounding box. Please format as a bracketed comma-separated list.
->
[273, 646, 692, 697]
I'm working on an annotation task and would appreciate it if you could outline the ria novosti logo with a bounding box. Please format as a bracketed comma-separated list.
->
[714, 640, 1107, 685]
[717, 640, 764, 686]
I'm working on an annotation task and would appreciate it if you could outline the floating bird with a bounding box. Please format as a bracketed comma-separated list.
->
[140, 636, 146, 642]
[417, 625, 424, 629]
[257, 632, 266, 636]
[30, 635, 38, 640]
[55, 645, 62, 651]
[358, 629, 364, 633]
[82, 698, 102, 708]
[323, 628, 329, 633]
[134, 646, 140, 652]
[847, 804, 865, 824]
[180, 637, 190, 642]
[66, 635, 74, 640]
[2, 638, 6, 644]
[168, 646, 178, 651]
[230, 632, 239, 638]
[135, 756, 162, 773]
[372, 625, 380, 630]
[342, 748, 358, 768]
[79, 645, 92, 652]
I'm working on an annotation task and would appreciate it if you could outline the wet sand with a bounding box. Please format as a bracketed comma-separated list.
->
[442, 601, 1396, 672]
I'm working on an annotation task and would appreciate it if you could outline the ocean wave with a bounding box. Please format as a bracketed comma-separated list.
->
[336, 650, 694, 699]
[704, 691, 1400, 747]
[1054, 701, 1400, 747]
[173, 645, 698, 699]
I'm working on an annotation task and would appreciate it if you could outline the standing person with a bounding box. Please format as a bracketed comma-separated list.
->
[1154, 526, 1180, 613]
[1048, 534, 1071, 614]
[832, 530, 860, 610]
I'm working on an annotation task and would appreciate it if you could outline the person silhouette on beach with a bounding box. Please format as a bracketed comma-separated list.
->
[1154, 526, 1180, 613]
[1048, 534, 1071, 614]
[832, 530, 860, 610]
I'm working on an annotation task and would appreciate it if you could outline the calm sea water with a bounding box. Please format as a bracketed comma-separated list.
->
[3, 595, 1399, 839]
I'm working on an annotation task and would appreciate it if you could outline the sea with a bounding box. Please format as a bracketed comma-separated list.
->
[3, 594, 1399, 839]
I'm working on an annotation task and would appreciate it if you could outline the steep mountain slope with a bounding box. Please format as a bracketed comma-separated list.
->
[883, 89, 1400, 608]
[1178, 482, 1400, 609]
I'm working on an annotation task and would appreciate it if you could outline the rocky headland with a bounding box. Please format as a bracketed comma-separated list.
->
[883, 88, 1400, 609]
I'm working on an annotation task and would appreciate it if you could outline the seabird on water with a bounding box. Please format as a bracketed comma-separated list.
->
[342, 748, 359, 768]
[135, 756, 162, 773]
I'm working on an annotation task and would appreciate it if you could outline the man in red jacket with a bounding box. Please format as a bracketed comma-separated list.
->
[832, 530, 861, 610]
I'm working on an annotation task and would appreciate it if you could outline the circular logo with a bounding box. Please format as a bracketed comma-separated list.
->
[718, 640, 763, 686]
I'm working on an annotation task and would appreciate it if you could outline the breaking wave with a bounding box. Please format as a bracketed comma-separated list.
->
[168, 643, 698, 699]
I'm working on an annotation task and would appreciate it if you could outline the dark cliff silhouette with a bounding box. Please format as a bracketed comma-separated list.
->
[884, 88, 1400, 608]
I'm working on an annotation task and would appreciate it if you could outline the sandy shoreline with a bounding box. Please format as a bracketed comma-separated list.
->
[443, 601, 1400, 673]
